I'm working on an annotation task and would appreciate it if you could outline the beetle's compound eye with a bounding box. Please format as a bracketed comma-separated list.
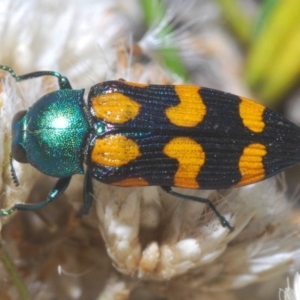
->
[11, 144, 28, 163]
[12, 110, 26, 124]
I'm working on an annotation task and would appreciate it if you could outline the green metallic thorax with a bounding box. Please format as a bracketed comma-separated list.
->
[12, 89, 90, 177]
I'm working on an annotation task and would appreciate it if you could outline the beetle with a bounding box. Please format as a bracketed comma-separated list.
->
[1, 65, 300, 232]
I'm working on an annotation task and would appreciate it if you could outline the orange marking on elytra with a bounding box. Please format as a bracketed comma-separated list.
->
[112, 177, 149, 187]
[91, 93, 140, 124]
[235, 143, 266, 187]
[165, 86, 206, 127]
[163, 137, 205, 188]
[91, 135, 141, 167]
[122, 81, 149, 88]
[239, 97, 265, 133]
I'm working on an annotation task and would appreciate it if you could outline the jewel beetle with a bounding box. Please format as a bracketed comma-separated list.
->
[1, 65, 300, 232]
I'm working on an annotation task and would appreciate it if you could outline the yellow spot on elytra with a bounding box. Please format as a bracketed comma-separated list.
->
[92, 135, 141, 167]
[121, 81, 149, 88]
[163, 137, 205, 188]
[112, 177, 149, 186]
[91, 93, 140, 124]
[239, 97, 265, 133]
[165, 86, 206, 127]
[235, 143, 266, 187]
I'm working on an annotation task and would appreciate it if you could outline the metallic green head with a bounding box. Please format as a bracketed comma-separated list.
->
[11, 89, 90, 177]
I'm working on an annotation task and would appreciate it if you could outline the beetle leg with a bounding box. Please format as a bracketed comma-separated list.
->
[77, 170, 94, 217]
[160, 186, 234, 232]
[0, 177, 72, 216]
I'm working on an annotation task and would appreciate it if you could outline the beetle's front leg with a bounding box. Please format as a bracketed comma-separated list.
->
[0, 177, 72, 216]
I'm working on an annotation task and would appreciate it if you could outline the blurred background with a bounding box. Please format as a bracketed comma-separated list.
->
[0, 0, 300, 299]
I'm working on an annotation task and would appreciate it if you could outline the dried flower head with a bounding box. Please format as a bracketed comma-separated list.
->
[0, 1, 300, 300]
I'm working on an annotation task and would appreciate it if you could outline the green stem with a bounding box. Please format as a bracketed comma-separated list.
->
[0, 243, 31, 300]
[216, 0, 252, 46]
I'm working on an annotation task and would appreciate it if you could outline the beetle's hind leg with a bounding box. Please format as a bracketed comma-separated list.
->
[161, 186, 234, 232]
[0, 177, 72, 217]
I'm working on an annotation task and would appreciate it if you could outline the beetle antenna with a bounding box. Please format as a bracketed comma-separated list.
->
[10, 154, 20, 187]
[0, 65, 18, 80]
[0, 64, 72, 90]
